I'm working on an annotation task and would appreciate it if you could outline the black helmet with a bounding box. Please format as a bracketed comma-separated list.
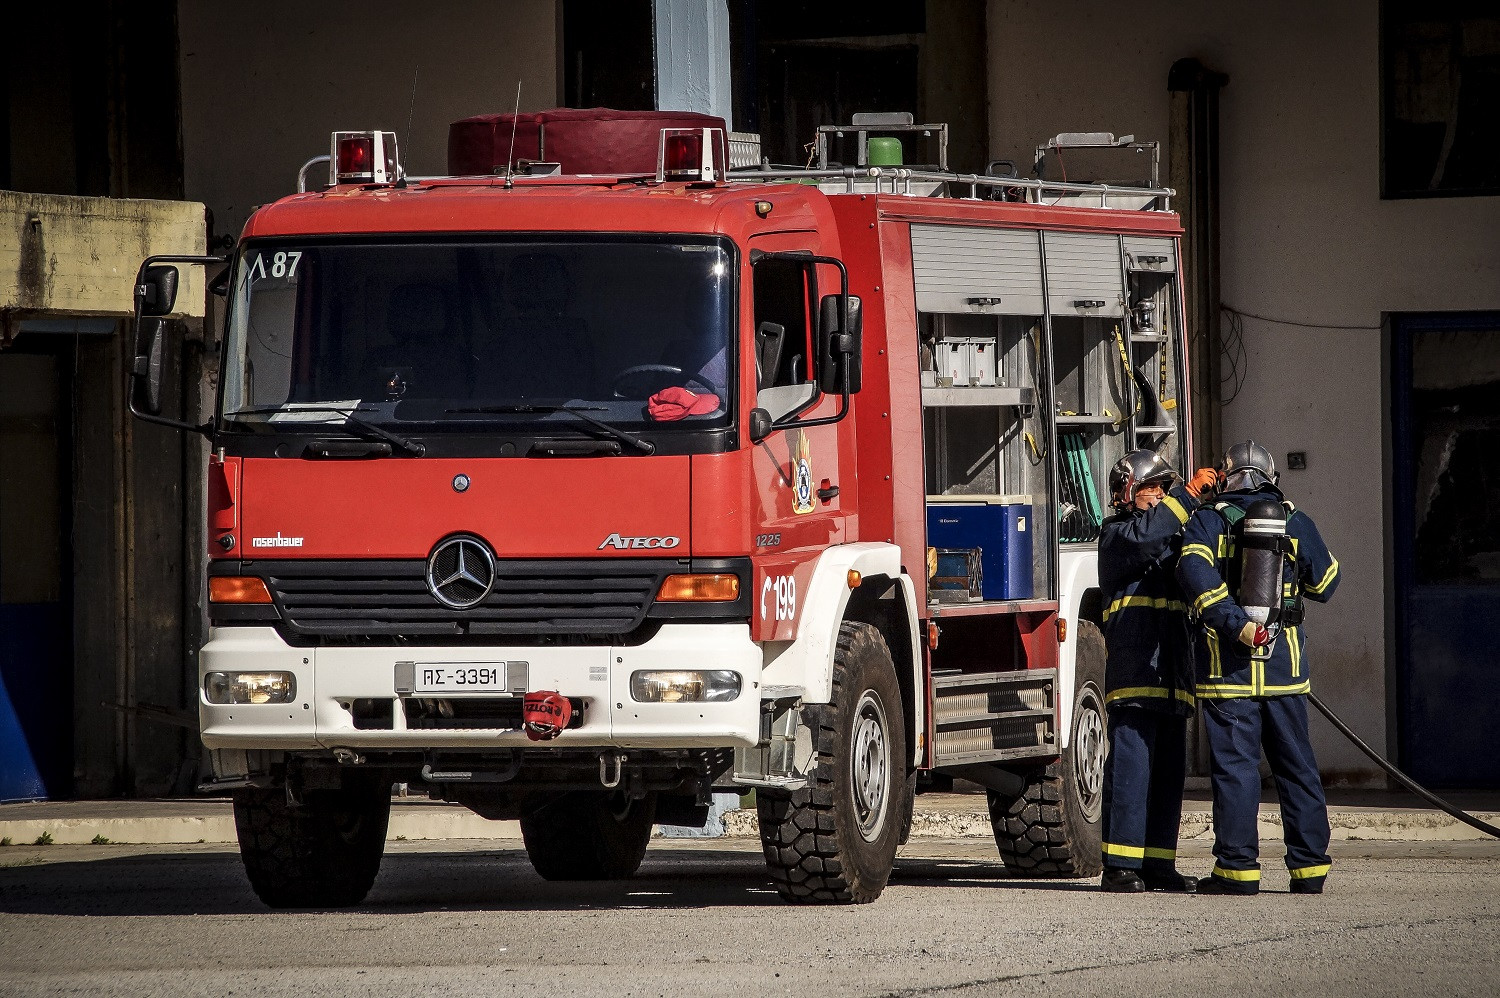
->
[1219, 439, 1278, 492]
[1109, 449, 1178, 508]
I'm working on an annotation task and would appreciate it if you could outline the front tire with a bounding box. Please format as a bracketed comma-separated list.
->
[757, 621, 908, 904]
[233, 775, 391, 908]
[520, 790, 657, 881]
[987, 619, 1107, 878]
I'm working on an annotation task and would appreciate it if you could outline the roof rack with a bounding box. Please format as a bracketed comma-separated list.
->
[724, 166, 1173, 211]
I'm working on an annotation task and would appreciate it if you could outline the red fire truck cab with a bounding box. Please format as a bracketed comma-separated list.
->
[130, 113, 1190, 907]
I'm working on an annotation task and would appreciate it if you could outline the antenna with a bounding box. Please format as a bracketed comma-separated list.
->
[404, 64, 420, 153]
[503, 81, 522, 190]
[400, 64, 419, 187]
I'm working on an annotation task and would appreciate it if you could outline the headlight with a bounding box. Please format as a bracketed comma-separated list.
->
[629, 670, 741, 703]
[204, 671, 296, 705]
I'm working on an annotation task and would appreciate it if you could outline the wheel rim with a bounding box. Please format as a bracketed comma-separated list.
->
[851, 690, 892, 842]
[1072, 686, 1106, 822]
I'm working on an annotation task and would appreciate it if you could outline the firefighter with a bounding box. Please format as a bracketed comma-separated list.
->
[1097, 449, 1218, 893]
[1176, 440, 1341, 895]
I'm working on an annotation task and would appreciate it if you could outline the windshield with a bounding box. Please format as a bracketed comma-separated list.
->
[219, 237, 735, 435]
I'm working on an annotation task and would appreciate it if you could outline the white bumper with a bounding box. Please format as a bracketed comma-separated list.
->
[199, 624, 764, 751]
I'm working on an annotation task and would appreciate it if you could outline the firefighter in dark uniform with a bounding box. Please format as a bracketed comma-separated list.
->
[1176, 440, 1341, 895]
[1097, 449, 1218, 893]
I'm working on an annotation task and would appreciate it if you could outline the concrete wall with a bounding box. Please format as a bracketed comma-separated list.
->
[988, 0, 1500, 784]
[178, 1, 559, 245]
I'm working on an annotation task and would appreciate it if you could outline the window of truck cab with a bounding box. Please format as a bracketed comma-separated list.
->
[218, 235, 737, 444]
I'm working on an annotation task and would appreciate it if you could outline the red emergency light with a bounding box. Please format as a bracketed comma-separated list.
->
[329, 130, 403, 185]
[657, 127, 723, 183]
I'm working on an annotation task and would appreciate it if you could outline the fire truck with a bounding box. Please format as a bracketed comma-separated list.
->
[130, 109, 1190, 907]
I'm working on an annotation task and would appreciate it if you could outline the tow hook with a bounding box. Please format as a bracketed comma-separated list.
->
[599, 751, 628, 789]
[332, 748, 365, 765]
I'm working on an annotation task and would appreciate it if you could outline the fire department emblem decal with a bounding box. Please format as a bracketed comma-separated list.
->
[792, 431, 814, 515]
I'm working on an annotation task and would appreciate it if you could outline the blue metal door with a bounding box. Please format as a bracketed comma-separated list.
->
[1391, 312, 1500, 789]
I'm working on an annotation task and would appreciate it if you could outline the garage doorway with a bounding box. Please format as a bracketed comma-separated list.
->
[1391, 312, 1500, 788]
[0, 344, 74, 800]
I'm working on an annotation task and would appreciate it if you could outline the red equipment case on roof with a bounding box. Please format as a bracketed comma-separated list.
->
[447, 107, 728, 177]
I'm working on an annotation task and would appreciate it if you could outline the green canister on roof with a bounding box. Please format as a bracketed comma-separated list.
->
[866, 136, 903, 166]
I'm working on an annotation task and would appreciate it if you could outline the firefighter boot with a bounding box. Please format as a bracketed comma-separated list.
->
[1100, 868, 1147, 893]
[1141, 869, 1197, 893]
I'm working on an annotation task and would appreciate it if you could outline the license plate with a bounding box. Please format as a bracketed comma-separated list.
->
[394, 661, 528, 696]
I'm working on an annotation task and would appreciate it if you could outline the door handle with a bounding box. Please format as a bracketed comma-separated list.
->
[817, 480, 840, 504]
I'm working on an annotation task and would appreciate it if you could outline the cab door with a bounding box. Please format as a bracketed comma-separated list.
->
[747, 235, 857, 641]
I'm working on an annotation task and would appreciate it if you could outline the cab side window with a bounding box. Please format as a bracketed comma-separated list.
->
[752, 258, 818, 390]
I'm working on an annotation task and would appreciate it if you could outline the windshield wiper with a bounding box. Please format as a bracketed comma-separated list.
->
[447, 404, 655, 455]
[224, 405, 426, 457]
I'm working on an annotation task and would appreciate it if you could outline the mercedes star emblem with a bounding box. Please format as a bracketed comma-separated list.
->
[452, 473, 471, 493]
[426, 535, 496, 609]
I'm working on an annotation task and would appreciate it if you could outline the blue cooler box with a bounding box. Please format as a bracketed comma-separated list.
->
[926, 495, 1034, 601]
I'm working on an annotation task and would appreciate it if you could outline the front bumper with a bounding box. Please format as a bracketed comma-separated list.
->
[199, 624, 764, 751]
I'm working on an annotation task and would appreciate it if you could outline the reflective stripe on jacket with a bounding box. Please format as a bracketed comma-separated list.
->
[1175, 489, 1340, 698]
[1098, 485, 1199, 715]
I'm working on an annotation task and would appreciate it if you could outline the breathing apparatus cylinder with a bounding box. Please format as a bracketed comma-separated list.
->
[1238, 498, 1288, 625]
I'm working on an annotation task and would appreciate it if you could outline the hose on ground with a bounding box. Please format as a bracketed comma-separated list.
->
[1307, 691, 1500, 840]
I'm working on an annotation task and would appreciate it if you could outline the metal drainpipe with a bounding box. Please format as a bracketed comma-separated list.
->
[1168, 57, 1229, 778]
[1168, 58, 1229, 469]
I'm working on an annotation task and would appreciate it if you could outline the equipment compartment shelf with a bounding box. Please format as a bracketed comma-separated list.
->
[921, 386, 1036, 408]
[1054, 414, 1119, 426]
[926, 598, 1058, 618]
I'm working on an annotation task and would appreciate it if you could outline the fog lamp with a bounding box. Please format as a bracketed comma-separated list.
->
[629, 670, 741, 703]
[205, 671, 297, 705]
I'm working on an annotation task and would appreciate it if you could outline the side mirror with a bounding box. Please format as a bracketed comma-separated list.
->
[749, 407, 774, 443]
[817, 293, 863, 395]
[137, 265, 180, 316]
[132, 318, 168, 416]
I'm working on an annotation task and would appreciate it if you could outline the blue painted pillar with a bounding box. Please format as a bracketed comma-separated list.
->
[652, 0, 733, 123]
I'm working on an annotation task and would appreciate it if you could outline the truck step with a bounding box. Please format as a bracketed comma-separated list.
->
[931, 669, 1056, 767]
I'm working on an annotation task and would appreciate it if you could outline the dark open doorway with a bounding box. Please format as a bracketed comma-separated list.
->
[1391, 311, 1500, 789]
[0, 341, 75, 800]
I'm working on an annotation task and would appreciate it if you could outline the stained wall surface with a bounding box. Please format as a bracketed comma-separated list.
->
[178, 2, 560, 245]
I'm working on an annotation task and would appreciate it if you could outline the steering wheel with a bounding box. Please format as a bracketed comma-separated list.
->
[610, 364, 717, 399]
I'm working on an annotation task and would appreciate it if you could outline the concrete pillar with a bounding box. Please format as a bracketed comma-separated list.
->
[653, 0, 732, 123]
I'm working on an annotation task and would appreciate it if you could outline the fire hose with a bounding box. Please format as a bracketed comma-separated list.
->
[1306, 691, 1500, 839]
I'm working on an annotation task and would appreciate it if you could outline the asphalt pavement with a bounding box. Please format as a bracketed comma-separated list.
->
[1, 835, 1498, 997]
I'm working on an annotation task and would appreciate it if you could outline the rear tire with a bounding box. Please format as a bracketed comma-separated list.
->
[987, 619, 1106, 878]
[233, 776, 391, 908]
[520, 789, 657, 880]
[757, 621, 908, 904]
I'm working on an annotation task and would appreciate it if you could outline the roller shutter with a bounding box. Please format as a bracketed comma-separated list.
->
[1043, 232, 1125, 318]
[910, 225, 1044, 316]
[1123, 235, 1176, 273]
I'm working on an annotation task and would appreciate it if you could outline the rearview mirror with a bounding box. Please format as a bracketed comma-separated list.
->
[817, 294, 863, 395]
[137, 265, 180, 316]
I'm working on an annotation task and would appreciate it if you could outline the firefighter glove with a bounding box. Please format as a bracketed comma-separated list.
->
[1186, 467, 1220, 499]
[1237, 621, 1270, 648]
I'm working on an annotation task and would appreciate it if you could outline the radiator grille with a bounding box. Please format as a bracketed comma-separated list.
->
[261, 559, 676, 639]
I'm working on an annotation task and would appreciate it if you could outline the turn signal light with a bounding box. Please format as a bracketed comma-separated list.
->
[656, 574, 740, 602]
[209, 576, 273, 604]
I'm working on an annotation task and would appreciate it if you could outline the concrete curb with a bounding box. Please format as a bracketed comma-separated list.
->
[2, 805, 1495, 847]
